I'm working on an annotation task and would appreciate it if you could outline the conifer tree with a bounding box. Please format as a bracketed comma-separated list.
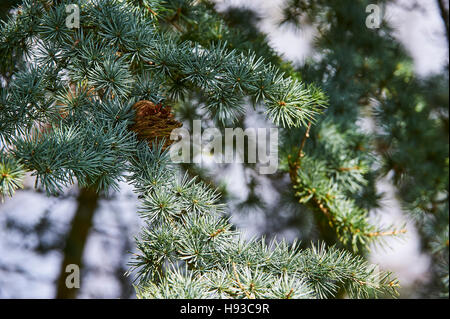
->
[1, 0, 445, 299]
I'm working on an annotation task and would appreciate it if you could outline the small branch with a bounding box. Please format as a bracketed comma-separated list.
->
[295, 122, 312, 168]
[389, 280, 400, 288]
[209, 228, 225, 238]
[289, 122, 312, 181]
[147, 7, 158, 17]
[366, 229, 407, 237]
[170, 7, 182, 22]
[338, 166, 360, 172]
[168, 20, 183, 32]
[311, 195, 332, 220]
[232, 262, 253, 299]
[166, 7, 184, 32]
[285, 288, 294, 299]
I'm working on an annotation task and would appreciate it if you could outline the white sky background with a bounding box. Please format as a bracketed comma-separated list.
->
[0, 0, 448, 298]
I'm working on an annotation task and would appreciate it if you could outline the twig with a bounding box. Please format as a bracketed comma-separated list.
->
[289, 122, 312, 181]
[147, 7, 158, 17]
[311, 195, 333, 220]
[366, 229, 407, 237]
[209, 228, 225, 238]
[338, 166, 360, 172]
[232, 262, 253, 299]
[295, 121, 312, 168]
[285, 288, 294, 299]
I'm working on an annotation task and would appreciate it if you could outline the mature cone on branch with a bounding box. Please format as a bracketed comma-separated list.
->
[130, 100, 182, 150]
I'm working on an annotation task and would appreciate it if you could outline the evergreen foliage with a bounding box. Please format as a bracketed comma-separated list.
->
[0, 0, 446, 298]
[127, 142, 398, 298]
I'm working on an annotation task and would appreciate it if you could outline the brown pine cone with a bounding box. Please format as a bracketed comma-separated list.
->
[130, 100, 182, 150]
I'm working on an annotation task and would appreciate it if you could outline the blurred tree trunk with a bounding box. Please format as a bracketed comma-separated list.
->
[437, 0, 449, 43]
[55, 187, 99, 299]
